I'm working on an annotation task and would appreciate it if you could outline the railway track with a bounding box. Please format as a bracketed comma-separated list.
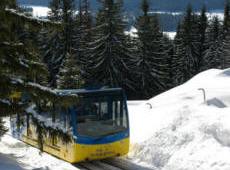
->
[75, 161, 122, 170]
[74, 158, 153, 170]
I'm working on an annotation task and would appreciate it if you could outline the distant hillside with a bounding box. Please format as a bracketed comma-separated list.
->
[18, 0, 225, 12]
[17, 0, 225, 31]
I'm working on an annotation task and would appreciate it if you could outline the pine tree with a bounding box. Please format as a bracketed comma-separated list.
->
[222, 0, 230, 69]
[223, 0, 230, 37]
[72, 0, 93, 82]
[0, 1, 49, 136]
[197, 5, 208, 72]
[173, 4, 200, 84]
[0, 0, 78, 147]
[38, 28, 64, 87]
[162, 36, 174, 90]
[135, 0, 171, 98]
[204, 16, 223, 69]
[222, 35, 230, 69]
[39, 0, 75, 88]
[39, 0, 62, 87]
[87, 0, 134, 90]
[62, 0, 75, 53]
[57, 53, 84, 89]
[173, 23, 184, 85]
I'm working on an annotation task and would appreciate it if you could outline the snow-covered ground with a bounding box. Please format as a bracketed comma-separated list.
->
[163, 32, 176, 40]
[0, 153, 24, 170]
[206, 11, 224, 21]
[150, 10, 224, 21]
[2, 68, 230, 170]
[125, 27, 177, 40]
[23, 5, 50, 18]
[125, 26, 138, 37]
[128, 68, 230, 170]
[0, 132, 78, 170]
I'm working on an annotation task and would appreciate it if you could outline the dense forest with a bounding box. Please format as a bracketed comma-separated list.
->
[1, 0, 230, 144]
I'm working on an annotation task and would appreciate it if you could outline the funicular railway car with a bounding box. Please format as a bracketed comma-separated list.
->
[10, 88, 130, 163]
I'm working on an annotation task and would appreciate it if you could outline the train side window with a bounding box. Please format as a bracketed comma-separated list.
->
[54, 106, 71, 132]
[99, 101, 109, 120]
[122, 101, 128, 128]
[52, 135, 59, 147]
[113, 100, 120, 125]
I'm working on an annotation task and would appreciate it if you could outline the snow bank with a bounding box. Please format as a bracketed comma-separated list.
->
[129, 68, 230, 170]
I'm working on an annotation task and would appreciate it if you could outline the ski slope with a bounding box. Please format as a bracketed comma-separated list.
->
[1, 69, 230, 169]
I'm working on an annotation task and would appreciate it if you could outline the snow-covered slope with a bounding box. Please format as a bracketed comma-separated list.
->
[128, 68, 230, 170]
[23, 5, 50, 17]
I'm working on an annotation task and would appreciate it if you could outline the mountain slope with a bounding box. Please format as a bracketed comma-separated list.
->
[18, 0, 225, 12]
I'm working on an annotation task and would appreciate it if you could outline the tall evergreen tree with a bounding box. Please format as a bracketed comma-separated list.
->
[204, 16, 223, 69]
[222, 35, 230, 69]
[56, 0, 78, 89]
[222, 0, 230, 69]
[135, 0, 171, 98]
[0, 1, 52, 136]
[0, 0, 83, 148]
[87, 0, 134, 91]
[197, 5, 208, 72]
[38, 28, 64, 87]
[72, 0, 93, 83]
[39, 0, 75, 87]
[173, 4, 200, 84]
[39, 0, 63, 87]
[62, 0, 75, 53]
[173, 23, 184, 85]
[57, 52, 84, 89]
[223, 0, 230, 37]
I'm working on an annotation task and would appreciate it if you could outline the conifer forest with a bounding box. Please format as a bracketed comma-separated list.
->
[1, 0, 230, 139]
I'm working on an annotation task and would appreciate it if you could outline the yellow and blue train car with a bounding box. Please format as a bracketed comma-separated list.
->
[10, 88, 130, 163]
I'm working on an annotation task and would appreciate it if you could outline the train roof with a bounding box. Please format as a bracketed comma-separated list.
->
[56, 88, 124, 96]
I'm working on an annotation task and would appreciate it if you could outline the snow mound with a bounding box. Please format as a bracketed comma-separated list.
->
[218, 68, 230, 77]
[129, 69, 230, 170]
[207, 97, 227, 108]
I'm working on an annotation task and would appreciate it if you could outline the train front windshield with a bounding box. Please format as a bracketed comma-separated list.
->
[76, 93, 128, 138]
